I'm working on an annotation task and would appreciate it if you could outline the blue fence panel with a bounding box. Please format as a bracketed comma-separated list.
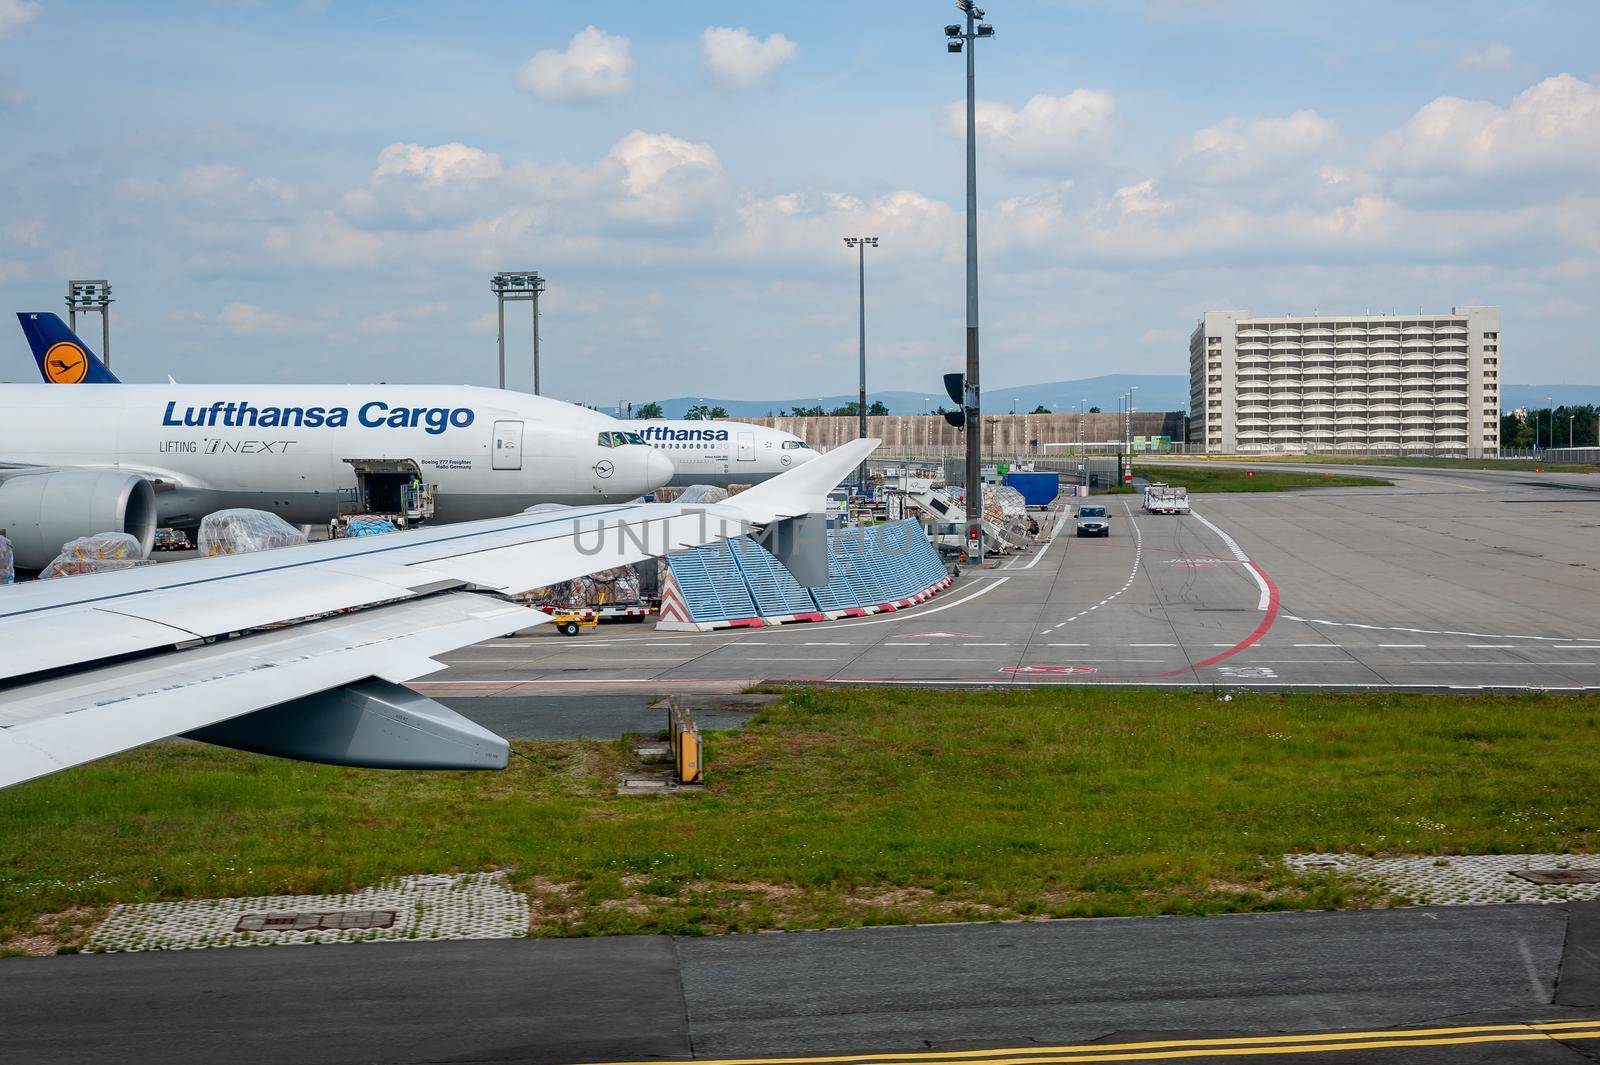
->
[730, 537, 819, 617]
[810, 538, 865, 612]
[831, 526, 896, 606]
[665, 544, 759, 623]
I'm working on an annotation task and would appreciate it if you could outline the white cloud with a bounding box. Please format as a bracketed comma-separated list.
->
[341, 142, 503, 226]
[1176, 109, 1338, 183]
[1375, 74, 1600, 181]
[726, 189, 958, 266]
[356, 300, 454, 336]
[371, 142, 501, 189]
[948, 91, 1117, 174]
[699, 26, 797, 89]
[0, 0, 40, 40]
[518, 26, 633, 102]
[264, 212, 383, 270]
[594, 130, 726, 227]
[215, 302, 315, 335]
[1451, 44, 1516, 77]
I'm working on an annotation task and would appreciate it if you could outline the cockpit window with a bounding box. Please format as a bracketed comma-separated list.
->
[597, 431, 627, 448]
[781, 439, 809, 450]
[623, 431, 646, 445]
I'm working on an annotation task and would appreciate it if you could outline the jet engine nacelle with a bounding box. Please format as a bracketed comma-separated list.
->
[0, 469, 158, 569]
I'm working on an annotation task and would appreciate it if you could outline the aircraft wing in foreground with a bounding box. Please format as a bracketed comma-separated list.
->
[0, 437, 877, 791]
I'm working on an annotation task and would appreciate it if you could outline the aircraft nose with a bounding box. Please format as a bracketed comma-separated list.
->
[645, 448, 674, 490]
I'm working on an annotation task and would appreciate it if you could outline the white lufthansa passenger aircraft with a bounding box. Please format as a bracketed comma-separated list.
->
[0, 436, 877, 791]
[620, 419, 819, 487]
[1, 313, 673, 568]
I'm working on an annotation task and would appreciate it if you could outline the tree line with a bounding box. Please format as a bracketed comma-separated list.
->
[1501, 405, 1600, 449]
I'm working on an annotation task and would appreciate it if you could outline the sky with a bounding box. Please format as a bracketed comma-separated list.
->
[0, 1, 1596, 405]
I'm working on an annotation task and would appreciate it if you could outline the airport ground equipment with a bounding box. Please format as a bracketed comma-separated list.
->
[550, 611, 599, 637]
[1005, 471, 1060, 508]
[1142, 484, 1190, 515]
[0, 437, 880, 792]
[152, 527, 193, 551]
[666, 702, 703, 785]
[657, 518, 952, 631]
[877, 477, 1016, 555]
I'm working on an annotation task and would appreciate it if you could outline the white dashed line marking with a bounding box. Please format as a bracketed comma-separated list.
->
[1280, 615, 1600, 644]
[1379, 644, 1427, 648]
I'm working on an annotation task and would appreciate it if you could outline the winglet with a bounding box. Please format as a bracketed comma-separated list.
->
[725, 437, 879, 526]
[17, 312, 121, 383]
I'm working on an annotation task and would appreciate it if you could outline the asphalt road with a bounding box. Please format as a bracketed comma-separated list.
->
[4, 903, 1595, 1064]
[418, 463, 1600, 697]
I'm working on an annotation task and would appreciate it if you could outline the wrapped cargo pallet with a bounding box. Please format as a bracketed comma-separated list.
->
[40, 532, 155, 579]
[0, 534, 13, 584]
[344, 517, 398, 537]
[675, 484, 730, 505]
[198, 508, 309, 556]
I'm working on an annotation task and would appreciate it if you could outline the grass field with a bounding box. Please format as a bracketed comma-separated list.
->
[1161, 454, 1600, 474]
[1137, 464, 1391, 492]
[3, 687, 1596, 954]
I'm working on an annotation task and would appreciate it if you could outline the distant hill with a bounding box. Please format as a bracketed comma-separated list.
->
[1501, 385, 1600, 410]
[635, 376, 1600, 419]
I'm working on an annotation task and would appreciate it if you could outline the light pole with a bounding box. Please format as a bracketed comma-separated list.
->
[844, 236, 878, 495]
[946, 2, 994, 561]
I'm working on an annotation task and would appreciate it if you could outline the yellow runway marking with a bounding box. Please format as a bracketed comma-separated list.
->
[593, 1019, 1600, 1065]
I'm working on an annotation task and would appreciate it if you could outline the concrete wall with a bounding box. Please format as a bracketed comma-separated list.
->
[744, 412, 1184, 452]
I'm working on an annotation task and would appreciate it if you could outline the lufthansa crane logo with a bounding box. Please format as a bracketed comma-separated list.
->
[43, 342, 88, 383]
[593, 460, 615, 479]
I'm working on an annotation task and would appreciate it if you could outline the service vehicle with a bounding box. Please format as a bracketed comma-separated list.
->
[550, 611, 600, 637]
[151, 527, 193, 552]
[1142, 483, 1190, 515]
[1075, 504, 1111, 537]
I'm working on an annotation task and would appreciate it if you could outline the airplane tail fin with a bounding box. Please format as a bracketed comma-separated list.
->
[18, 312, 121, 384]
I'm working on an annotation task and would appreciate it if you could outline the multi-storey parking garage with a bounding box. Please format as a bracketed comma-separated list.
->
[1189, 307, 1501, 455]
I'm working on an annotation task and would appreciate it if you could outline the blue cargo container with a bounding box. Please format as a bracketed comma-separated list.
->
[1005, 471, 1060, 507]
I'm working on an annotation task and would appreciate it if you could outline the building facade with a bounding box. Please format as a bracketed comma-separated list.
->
[1188, 307, 1501, 455]
[748, 411, 1184, 453]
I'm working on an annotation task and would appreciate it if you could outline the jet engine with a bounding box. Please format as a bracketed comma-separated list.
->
[0, 470, 158, 570]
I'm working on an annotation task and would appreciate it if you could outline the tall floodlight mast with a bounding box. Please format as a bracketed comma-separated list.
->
[946, 3, 994, 560]
[844, 236, 878, 495]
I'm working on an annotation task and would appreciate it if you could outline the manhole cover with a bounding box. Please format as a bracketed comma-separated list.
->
[1508, 869, 1600, 886]
[235, 910, 398, 932]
